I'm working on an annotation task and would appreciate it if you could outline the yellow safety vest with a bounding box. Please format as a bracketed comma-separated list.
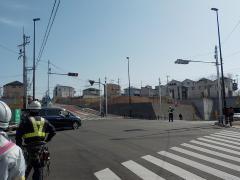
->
[23, 117, 46, 139]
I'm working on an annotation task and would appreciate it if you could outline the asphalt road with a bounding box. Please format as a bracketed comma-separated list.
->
[32, 118, 240, 180]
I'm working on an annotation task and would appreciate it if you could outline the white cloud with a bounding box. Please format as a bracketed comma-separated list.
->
[3, 1, 29, 10]
[0, 17, 23, 28]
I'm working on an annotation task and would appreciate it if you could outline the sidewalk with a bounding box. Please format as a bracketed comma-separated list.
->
[214, 120, 240, 128]
[233, 120, 240, 128]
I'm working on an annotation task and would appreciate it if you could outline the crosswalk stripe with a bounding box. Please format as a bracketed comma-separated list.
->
[171, 146, 240, 172]
[94, 168, 121, 180]
[158, 151, 240, 180]
[190, 140, 240, 156]
[210, 134, 240, 142]
[122, 160, 165, 180]
[215, 132, 240, 138]
[197, 137, 240, 150]
[142, 155, 206, 180]
[221, 130, 240, 135]
[204, 136, 240, 146]
[181, 143, 240, 163]
[219, 131, 240, 135]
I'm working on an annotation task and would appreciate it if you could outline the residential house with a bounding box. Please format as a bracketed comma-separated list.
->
[53, 85, 75, 98]
[124, 87, 140, 96]
[82, 88, 100, 98]
[3, 81, 24, 98]
[107, 83, 120, 97]
[140, 85, 155, 97]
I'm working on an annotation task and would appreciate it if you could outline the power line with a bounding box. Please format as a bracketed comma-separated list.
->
[36, 0, 61, 68]
[0, 43, 18, 54]
[225, 49, 240, 58]
[0, 74, 22, 78]
[37, 0, 57, 63]
[222, 18, 240, 45]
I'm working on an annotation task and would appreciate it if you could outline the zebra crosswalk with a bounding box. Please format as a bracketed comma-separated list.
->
[94, 130, 240, 180]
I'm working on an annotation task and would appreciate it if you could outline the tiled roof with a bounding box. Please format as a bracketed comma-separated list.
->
[4, 81, 23, 87]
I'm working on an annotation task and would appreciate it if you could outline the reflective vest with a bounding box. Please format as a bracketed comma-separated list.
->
[22, 117, 46, 139]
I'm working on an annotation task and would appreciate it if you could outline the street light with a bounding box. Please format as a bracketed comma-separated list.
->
[126, 57, 132, 117]
[211, 8, 227, 119]
[33, 18, 40, 100]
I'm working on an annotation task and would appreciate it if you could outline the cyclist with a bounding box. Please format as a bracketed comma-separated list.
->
[16, 100, 56, 180]
[0, 100, 26, 180]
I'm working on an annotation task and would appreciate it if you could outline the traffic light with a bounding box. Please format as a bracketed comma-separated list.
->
[233, 83, 238, 91]
[68, 72, 78, 77]
[89, 80, 95, 86]
[175, 59, 190, 64]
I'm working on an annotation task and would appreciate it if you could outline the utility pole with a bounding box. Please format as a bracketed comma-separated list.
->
[236, 75, 239, 86]
[99, 78, 101, 115]
[159, 78, 161, 105]
[105, 77, 108, 116]
[19, 31, 30, 109]
[166, 75, 170, 96]
[126, 57, 132, 117]
[47, 60, 51, 99]
[215, 46, 223, 124]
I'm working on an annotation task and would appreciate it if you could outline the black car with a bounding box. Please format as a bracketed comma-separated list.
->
[39, 107, 81, 130]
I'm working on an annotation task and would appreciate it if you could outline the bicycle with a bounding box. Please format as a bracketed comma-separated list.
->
[23, 141, 51, 179]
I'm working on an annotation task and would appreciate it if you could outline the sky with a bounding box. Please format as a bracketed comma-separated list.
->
[1, 0, 240, 99]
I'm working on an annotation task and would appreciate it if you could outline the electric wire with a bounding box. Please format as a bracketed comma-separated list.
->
[37, 0, 57, 63]
[36, 0, 60, 68]
[0, 43, 18, 54]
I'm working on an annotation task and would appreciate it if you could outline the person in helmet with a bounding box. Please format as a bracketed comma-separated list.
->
[16, 100, 56, 180]
[0, 100, 26, 180]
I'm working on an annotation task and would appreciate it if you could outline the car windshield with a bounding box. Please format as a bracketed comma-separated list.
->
[3, 1, 240, 180]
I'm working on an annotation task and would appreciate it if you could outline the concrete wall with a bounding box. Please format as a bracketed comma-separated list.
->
[182, 98, 213, 120]
[108, 103, 157, 119]
[152, 103, 201, 120]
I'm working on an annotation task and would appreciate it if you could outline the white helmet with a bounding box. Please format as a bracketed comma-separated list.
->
[28, 100, 42, 110]
[0, 101, 12, 129]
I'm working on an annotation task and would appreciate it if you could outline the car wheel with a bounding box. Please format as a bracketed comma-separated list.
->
[72, 121, 79, 130]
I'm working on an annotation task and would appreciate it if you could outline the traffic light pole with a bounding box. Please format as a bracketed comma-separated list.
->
[89, 79, 108, 116]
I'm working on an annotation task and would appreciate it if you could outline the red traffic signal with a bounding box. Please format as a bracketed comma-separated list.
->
[68, 72, 78, 77]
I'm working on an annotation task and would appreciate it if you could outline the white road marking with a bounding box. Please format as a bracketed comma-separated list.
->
[171, 146, 240, 172]
[215, 132, 240, 138]
[221, 130, 240, 135]
[210, 134, 240, 142]
[142, 155, 206, 180]
[94, 168, 121, 180]
[204, 136, 240, 146]
[122, 160, 165, 180]
[197, 137, 240, 150]
[190, 140, 240, 156]
[181, 143, 240, 163]
[158, 151, 240, 180]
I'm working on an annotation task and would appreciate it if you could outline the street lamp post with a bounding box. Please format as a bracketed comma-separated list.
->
[126, 57, 132, 117]
[33, 18, 40, 100]
[211, 8, 227, 118]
